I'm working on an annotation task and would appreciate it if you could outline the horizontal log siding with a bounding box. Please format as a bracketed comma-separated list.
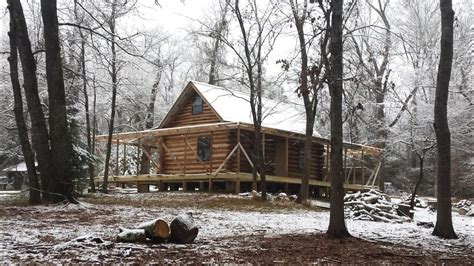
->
[227, 129, 325, 179]
[161, 131, 231, 174]
[167, 92, 221, 128]
[288, 140, 325, 180]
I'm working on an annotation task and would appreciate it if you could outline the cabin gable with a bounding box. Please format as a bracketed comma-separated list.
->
[160, 83, 223, 129]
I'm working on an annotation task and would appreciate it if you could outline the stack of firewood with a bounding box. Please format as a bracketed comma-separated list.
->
[116, 212, 199, 244]
[400, 194, 428, 208]
[344, 190, 411, 223]
[453, 199, 473, 216]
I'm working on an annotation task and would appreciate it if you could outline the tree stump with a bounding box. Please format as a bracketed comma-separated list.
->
[137, 219, 170, 243]
[169, 212, 198, 244]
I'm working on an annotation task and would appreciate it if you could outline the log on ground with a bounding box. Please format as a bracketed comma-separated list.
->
[169, 212, 199, 244]
[137, 219, 170, 243]
[116, 227, 147, 242]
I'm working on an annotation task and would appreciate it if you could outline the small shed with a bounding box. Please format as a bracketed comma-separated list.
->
[1, 162, 29, 190]
[95, 81, 381, 194]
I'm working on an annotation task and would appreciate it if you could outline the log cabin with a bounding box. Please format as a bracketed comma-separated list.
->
[95, 81, 382, 195]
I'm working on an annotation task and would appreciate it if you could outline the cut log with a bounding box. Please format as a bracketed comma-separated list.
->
[362, 195, 380, 204]
[371, 213, 394, 223]
[137, 219, 170, 243]
[396, 204, 413, 218]
[169, 213, 199, 244]
[117, 227, 147, 242]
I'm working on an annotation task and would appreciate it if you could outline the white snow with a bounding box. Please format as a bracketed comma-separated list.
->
[192, 81, 322, 137]
[0, 193, 472, 263]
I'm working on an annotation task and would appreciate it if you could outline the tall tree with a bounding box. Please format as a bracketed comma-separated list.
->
[8, 0, 53, 202]
[7, 6, 41, 204]
[41, 0, 76, 203]
[208, 0, 230, 85]
[432, 0, 457, 239]
[139, 63, 163, 174]
[232, 0, 279, 200]
[326, 0, 350, 238]
[347, 0, 391, 191]
[102, 0, 119, 193]
[289, 0, 327, 203]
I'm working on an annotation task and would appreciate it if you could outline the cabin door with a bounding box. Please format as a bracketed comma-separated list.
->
[274, 140, 288, 176]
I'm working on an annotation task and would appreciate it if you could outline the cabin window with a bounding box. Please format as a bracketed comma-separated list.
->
[192, 95, 203, 115]
[197, 136, 211, 161]
[298, 146, 305, 170]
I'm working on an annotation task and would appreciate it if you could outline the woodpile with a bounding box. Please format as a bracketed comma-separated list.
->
[400, 194, 428, 208]
[239, 191, 297, 202]
[453, 200, 473, 216]
[116, 213, 198, 244]
[344, 190, 411, 223]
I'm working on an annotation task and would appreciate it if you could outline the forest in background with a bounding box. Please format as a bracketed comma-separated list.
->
[0, 0, 472, 199]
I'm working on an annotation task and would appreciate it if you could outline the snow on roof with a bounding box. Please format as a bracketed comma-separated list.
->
[191, 81, 321, 137]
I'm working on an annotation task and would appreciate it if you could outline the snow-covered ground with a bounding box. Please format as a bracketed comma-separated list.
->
[0, 193, 472, 263]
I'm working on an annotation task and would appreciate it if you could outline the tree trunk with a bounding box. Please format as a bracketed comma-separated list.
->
[290, 0, 314, 203]
[73, 0, 95, 193]
[8, 0, 53, 201]
[41, 0, 75, 203]
[410, 155, 424, 210]
[208, 2, 229, 85]
[7, 12, 41, 205]
[169, 213, 199, 244]
[103, 0, 119, 193]
[234, 0, 267, 200]
[140, 69, 162, 174]
[432, 0, 457, 239]
[208, 38, 220, 85]
[327, 0, 350, 238]
[374, 90, 387, 191]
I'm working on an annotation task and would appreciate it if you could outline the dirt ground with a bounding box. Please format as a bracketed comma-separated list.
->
[0, 192, 472, 264]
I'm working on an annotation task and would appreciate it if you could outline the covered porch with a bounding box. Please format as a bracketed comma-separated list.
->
[94, 122, 382, 195]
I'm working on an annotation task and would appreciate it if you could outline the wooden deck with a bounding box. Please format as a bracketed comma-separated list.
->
[95, 172, 377, 192]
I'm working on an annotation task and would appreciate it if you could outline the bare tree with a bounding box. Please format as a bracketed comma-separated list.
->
[139, 62, 163, 174]
[208, 0, 230, 85]
[41, 0, 77, 203]
[432, 0, 457, 239]
[7, 5, 41, 204]
[325, 0, 351, 238]
[289, 0, 328, 203]
[102, 0, 119, 193]
[347, 0, 392, 191]
[230, 0, 282, 200]
[8, 0, 53, 202]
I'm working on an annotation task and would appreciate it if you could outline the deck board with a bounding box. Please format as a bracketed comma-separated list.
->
[96, 172, 377, 191]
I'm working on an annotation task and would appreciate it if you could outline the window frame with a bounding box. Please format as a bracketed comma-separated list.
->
[192, 95, 203, 115]
[197, 136, 211, 161]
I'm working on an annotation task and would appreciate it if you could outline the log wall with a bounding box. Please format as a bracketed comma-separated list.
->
[226, 129, 325, 179]
[161, 131, 231, 174]
[166, 91, 221, 128]
[287, 140, 325, 180]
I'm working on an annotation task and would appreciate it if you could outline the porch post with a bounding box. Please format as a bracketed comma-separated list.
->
[183, 134, 187, 175]
[237, 127, 241, 174]
[137, 138, 141, 175]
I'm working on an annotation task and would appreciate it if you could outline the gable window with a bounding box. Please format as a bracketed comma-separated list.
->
[197, 136, 211, 161]
[192, 95, 203, 115]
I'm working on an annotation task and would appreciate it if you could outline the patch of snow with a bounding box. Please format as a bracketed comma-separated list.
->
[0, 193, 472, 263]
[192, 81, 322, 137]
